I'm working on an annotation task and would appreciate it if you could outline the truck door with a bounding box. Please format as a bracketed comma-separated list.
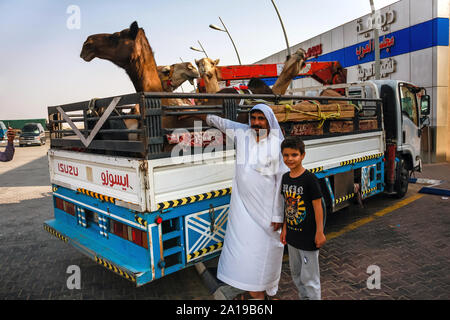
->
[398, 83, 421, 168]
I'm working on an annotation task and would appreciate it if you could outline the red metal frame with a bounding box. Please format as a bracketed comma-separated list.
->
[197, 61, 347, 90]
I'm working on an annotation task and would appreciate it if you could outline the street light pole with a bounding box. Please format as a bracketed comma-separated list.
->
[189, 40, 209, 58]
[271, 0, 291, 58]
[370, 0, 381, 80]
[209, 17, 242, 65]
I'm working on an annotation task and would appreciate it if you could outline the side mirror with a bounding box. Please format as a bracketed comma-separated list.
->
[420, 116, 430, 128]
[420, 95, 430, 115]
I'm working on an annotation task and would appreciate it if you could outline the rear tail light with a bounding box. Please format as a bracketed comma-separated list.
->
[110, 220, 148, 248]
[55, 197, 75, 216]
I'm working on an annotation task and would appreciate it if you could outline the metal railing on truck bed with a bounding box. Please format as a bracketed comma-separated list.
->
[47, 92, 383, 159]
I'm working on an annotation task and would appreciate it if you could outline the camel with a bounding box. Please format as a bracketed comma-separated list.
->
[195, 58, 221, 94]
[81, 21, 162, 93]
[80, 21, 194, 144]
[271, 48, 307, 95]
[157, 62, 200, 92]
[194, 58, 273, 99]
[193, 49, 306, 123]
[195, 48, 306, 96]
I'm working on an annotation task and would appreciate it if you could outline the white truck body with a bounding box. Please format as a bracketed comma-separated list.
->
[48, 128, 384, 212]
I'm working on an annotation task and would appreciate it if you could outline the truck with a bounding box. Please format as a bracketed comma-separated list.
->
[43, 80, 430, 286]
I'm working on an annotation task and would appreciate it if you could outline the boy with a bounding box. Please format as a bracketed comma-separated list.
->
[280, 136, 326, 300]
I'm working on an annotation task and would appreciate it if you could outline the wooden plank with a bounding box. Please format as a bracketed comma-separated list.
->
[290, 122, 324, 136]
[270, 101, 355, 122]
[329, 119, 379, 133]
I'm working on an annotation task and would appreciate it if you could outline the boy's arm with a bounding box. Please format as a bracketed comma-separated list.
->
[312, 198, 326, 248]
[271, 165, 288, 229]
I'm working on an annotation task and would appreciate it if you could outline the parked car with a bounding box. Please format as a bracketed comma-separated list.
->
[0, 121, 7, 141]
[19, 123, 46, 146]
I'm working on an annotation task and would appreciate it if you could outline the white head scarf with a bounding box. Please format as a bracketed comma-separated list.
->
[249, 103, 284, 139]
[246, 104, 286, 176]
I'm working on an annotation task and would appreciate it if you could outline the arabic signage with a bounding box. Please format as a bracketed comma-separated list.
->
[357, 58, 396, 81]
[356, 35, 395, 60]
[357, 9, 396, 37]
[305, 44, 323, 58]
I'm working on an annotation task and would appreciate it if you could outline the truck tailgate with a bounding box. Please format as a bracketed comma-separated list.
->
[48, 149, 148, 211]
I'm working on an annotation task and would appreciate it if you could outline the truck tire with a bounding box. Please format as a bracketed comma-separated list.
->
[394, 158, 408, 198]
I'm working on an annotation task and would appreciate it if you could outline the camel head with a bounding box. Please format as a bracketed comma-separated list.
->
[80, 21, 144, 69]
[80, 21, 163, 93]
[172, 62, 200, 86]
[271, 48, 307, 95]
[195, 58, 221, 93]
[195, 58, 220, 80]
[157, 62, 200, 91]
[284, 48, 307, 77]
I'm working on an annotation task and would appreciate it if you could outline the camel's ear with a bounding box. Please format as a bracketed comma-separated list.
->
[195, 59, 200, 66]
[130, 21, 139, 39]
[213, 59, 220, 66]
[160, 66, 171, 74]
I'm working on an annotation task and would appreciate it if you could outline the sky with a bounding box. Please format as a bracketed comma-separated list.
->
[0, 0, 399, 120]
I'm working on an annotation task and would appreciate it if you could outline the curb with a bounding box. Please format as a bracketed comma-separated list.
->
[418, 187, 450, 197]
[409, 177, 449, 197]
[409, 178, 443, 185]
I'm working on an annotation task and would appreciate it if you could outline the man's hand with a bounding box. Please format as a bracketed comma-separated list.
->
[271, 222, 283, 232]
[280, 223, 287, 245]
[315, 231, 326, 248]
[6, 128, 15, 144]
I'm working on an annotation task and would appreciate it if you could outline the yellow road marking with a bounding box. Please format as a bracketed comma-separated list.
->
[282, 193, 424, 261]
[326, 193, 424, 241]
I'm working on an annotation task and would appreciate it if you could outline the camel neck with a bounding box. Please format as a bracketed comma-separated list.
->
[204, 78, 220, 93]
[126, 35, 163, 92]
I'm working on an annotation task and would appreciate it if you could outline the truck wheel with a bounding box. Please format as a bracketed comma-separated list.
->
[394, 159, 408, 198]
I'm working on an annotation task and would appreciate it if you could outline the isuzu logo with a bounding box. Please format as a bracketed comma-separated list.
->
[57, 162, 79, 177]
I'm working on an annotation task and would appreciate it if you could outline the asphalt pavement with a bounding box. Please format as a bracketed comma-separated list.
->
[1, 143, 449, 300]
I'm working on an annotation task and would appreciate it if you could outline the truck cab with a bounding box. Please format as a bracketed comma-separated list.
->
[373, 80, 430, 173]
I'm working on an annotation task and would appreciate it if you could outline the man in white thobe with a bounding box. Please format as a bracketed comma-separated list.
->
[204, 104, 288, 299]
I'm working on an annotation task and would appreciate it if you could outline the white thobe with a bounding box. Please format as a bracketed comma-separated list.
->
[207, 112, 287, 295]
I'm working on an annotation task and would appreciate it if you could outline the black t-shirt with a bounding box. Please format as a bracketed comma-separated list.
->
[281, 169, 323, 251]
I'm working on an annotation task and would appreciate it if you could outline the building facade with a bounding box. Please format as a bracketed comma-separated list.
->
[257, 0, 450, 163]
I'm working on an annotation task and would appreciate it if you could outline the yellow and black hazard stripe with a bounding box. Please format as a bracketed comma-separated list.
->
[135, 215, 147, 227]
[157, 188, 232, 211]
[187, 242, 223, 262]
[94, 256, 136, 283]
[309, 166, 324, 174]
[362, 186, 377, 195]
[340, 153, 384, 166]
[335, 193, 355, 204]
[77, 188, 116, 204]
[44, 224, 68, 243]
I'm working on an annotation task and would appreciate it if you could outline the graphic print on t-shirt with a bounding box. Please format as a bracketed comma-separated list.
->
[284, 188, 306, 231]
